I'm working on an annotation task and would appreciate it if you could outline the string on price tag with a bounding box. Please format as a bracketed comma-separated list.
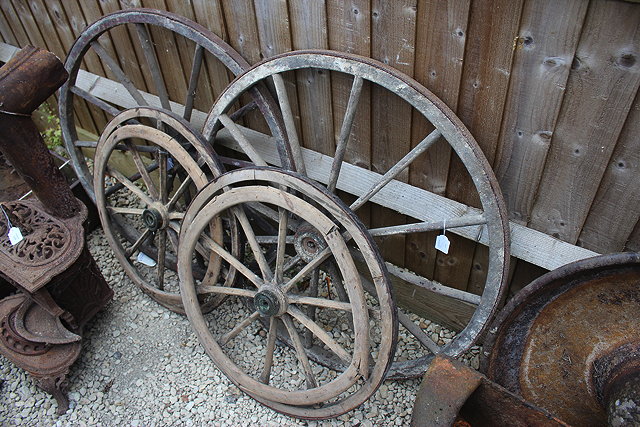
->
[435, 218, 450, 254]
[1, 205, 23, 246]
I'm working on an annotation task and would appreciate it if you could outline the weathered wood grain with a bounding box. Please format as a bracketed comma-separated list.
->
[496, 0, 589, 224]
[370, 0, 417, 267]
[406, 0, 470, 282]
[529, 0, 640, 244]
[578, 90, 640, 253]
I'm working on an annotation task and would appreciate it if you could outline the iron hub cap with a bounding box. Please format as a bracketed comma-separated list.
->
[142, 208, 164, 231]
[254, 288, 287, 317]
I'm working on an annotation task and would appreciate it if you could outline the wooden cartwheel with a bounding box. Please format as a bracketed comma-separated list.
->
[200, 50, 510, 381]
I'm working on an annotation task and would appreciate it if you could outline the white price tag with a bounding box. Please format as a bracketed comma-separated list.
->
[136, 252, 157, 267]
[8, 227, 23, 246]
[435, 234, 450, 254]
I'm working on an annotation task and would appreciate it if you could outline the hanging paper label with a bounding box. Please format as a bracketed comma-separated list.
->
[435, 234, 450, 254]
[136, 252, 157, 267]
[8, 227, 23, 246]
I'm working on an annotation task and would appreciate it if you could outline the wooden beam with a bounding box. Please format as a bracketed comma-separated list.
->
[0, 41, 598, 271]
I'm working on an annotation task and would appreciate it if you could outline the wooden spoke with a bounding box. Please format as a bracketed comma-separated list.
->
[282, 314, 317, 389]
[385, 262, 481, 306]
[283, 255, 302, 273]
[288, 306, 351, 364]
[168, 212, 185, 221]
[368, 214, 486, 237]
[272, 73, 306, 174]
[106, 166, 153, 206]
[259, 317, 278, 384]
[90, 40, 148, 106]
[397, 311, 441, 354]
[218, 114, 268, 167]
[184, 44, 204, 121]
[134, 23, 171, 111]
[156, 230, 167, 290]
[287, 295, 353, 312]
[304, 269, 320, 348]
[157, 150, 168, 204]
[247, 202, 301, 232]
[107, 206, 144, 216]
[274, 208, 288, 283]
[220, 311, 260, 346]
[281, 246, 332, 293]
[233, 207, 273, 281]
[166, 175, 193, 211]
[125, 228, 152, 258]
[70, 85, 120, 116]
[327, 75, 363, 193]
[125, 140, 159, 200]
[350, 129, 442, 211]
[196, 285, 256, 298]
[198, 232, 264, 288]
[74, 140, 98, 149]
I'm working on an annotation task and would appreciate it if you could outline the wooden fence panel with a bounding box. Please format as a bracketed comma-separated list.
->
[579, 92, 640, 253]
[529, 0, 640, 244]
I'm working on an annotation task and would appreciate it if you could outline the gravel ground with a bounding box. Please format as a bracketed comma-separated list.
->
[0, 227, 480, 426]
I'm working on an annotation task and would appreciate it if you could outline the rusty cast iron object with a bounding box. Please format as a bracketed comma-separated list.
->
[410, 355, 568, 427]
[482, 252, 640, 426]
[0, 46, 112, 414]
[0, 45, 80, 219]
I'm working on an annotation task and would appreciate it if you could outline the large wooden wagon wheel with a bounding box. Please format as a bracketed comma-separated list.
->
[94, 106, 237, 313]
[59, 8, 287, 202]
[178, 167, 397, 419]
[202, 50, 510, 379]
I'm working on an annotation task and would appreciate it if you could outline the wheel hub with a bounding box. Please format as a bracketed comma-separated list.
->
[294, 224, 328, 262]
[254, 288, 287, 317]
[142, 207, 164, 231]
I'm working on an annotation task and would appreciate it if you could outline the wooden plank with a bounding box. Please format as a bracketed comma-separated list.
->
[406, 0, 471, 282]
[0, 5, 17, 46]
[0, 0, 29, 48]
[254, 0, 302, 137]
[289, 0, 334, 159]
[495, 0, 589, 224]
[438, 0, 524, 292]
[220, 0, 268, 133]
[529, 0, 640, 244]
[625, 219, 640, 252]
[370, 0, 417, 267]
[48, 0, 110, 131]
[578, 90, 640, 253]
[2, 47, 599, 271]
[326, 0, 372, 227]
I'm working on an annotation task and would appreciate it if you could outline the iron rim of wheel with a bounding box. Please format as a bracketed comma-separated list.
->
[178, 167, 397, 419]
[202, 50, 510, 378]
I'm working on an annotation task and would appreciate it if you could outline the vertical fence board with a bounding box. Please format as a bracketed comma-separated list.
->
[626, 219, 640, 252]
[496, 0, 588, 224]
[0, 6, 17, 45]
[406, 0, 470, 282]
[578, 91, 640, 253]
[370, 0, 417, 268]
[436, 0, 523, 292]
[289, 0, 334, 158]
[326, 0, 372, 226]
[529, 0, 640, 244]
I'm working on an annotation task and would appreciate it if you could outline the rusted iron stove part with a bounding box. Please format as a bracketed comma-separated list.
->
[410, 355, 568, 427]
[482, 252, 640, 426]
[0, 46, 79, 219]
[0, 46, 112, 414]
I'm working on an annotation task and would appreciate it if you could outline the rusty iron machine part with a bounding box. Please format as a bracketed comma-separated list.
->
[0, 46, 112, 414]
[410, 355, 569, 427]
[482, 252, 640, 426]
[202, 50, 510, 381]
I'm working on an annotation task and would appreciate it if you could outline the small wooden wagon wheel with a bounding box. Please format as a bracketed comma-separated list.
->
[59, 8, 286, 201]
[94, 106, 237, 313]
[203, 50, 510, 378]
[178, 167, 397, 419]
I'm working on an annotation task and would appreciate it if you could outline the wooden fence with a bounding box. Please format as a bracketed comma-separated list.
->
[1, 0, 639, 313]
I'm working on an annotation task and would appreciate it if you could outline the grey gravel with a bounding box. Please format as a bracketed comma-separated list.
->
[0, 227, 481, 426]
